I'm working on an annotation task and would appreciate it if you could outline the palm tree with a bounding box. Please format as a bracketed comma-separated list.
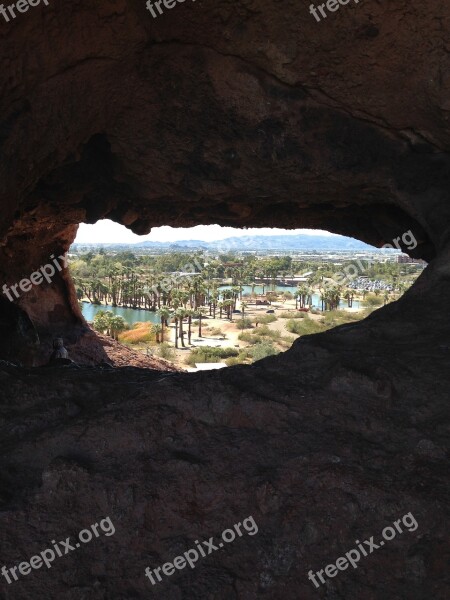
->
[196, 308, 205, 338]
[92, 310, 110, 335]
[343, 290, 353, 308]
[175, 308, 186, 347]
[157, 307, 171, 343]
[224, 299, 234, 321]
[185, 309, 194, 345]
[173, 315, 179, 348]
[109, 315, 128, 340]
[210, 290, 219, 318]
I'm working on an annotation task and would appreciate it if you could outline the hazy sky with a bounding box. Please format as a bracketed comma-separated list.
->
[75, 221, 334, 244]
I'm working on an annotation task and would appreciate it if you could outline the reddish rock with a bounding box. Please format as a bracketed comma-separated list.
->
[0, 2, 448, 598]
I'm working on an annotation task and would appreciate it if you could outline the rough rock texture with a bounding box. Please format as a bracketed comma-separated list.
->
[71, 331, 181, 371]
[0, 0, 449, 361]
[0, 251, 449, 599]
[0, 1, 449, 599]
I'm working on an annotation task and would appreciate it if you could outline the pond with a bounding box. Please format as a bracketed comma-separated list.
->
[80, 286, 360, 326]
[80, 302, 161, 325]
[221, 285, 360, 311]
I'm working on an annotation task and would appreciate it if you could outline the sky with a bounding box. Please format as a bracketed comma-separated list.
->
[74, 221, 335, 244]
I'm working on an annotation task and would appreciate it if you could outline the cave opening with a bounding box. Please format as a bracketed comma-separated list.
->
[52, 219, 426, 373]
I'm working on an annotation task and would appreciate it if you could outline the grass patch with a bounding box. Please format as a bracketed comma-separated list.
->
[119, 322, 154, 344]
[208, 327, 225, 337]
[185, 346, 239, 366]
[236, 318, 254, 330]
[320, 310, 363, 328]
[256, 314, 277, 324]
[285, 317, 325, 336]
[286, 309, 370, 336]
[250, 341, 280, 362]
[158, 342, 176, 360]
[238, 332, 259, 345]
[363, 293, 384, 307]
[225, 354, 249, 367]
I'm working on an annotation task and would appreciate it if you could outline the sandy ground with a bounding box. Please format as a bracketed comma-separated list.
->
[167, 296, 364, 369]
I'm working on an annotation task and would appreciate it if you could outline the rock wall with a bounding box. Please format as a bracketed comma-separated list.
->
[0, 0, 449, 362]
[0, 1, 448, 598]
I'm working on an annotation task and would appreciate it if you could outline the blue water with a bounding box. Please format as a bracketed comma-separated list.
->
[81, 302, 160, 325]
[221, 285, 360, 310]
[81, 285, 359, 325]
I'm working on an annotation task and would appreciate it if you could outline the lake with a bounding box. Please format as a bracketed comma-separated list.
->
[80, 303, 161, 325]
[81, 284, 360, 326]
[223, 285, 360, 311]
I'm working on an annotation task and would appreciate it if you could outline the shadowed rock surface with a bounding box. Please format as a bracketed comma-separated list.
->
[0, 0, 449, 360]
[0, 1, 449, 598]
[0, 250, 448, 599]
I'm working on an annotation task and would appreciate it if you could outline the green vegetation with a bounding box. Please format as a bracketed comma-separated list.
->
[285, 310, 373, 337]
[72, 246, 422, 369]
[158, 342, 176, 361]
[321, 310, 369, 327]
[285, 317, 325, 336]
[185, 346, 239, 366]
[250, 341, 279, 362]
[363, 293, 384, 307]
[119, 322, 154, 344]
[208, 327, 225, 337]
[256, 314, 277, 324]
[224, 341, 280, 365]
[236, 317, 253, 330]
[92, 310, 128, 340]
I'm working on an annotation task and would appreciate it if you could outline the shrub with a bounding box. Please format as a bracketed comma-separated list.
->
[250, 341, 279, 362]
[279, 311, 307, 319]
[253, 326, 281, 341]
[236, 317, 253, 330]
[158, 342, 176, 360]
[285, 318, 324, 336]
[209, 327, 225, 337]
[321, 310, 361, 328]
[185, 346, 239, 366]
[225, 356, 247, 367]
[238, 332, 259, 345]
[363, 293, 383, 307]
[258, 314, 277, 324]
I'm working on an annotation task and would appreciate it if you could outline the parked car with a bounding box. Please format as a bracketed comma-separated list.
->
[266, 309, 275, 314]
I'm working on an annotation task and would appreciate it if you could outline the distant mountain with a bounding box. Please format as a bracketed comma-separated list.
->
[72, 233, 378, 252]
[202, 234, 375, 251]
[137, 233, 374, 251]
[138, 239, 209, 249]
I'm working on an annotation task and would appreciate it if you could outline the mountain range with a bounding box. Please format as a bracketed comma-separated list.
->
[73, 233, 379, 252]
